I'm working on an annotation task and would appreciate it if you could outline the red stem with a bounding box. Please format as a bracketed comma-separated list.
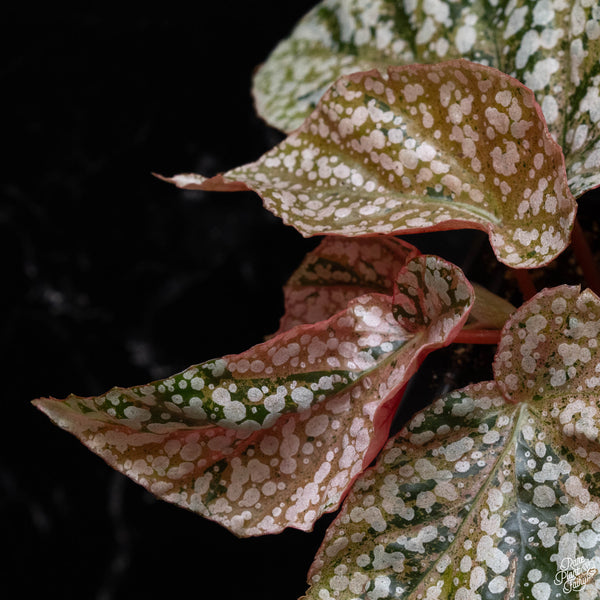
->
[512, 268, 537, 301]
[454, 329, 501, 345]
[571, 218, 600, 296]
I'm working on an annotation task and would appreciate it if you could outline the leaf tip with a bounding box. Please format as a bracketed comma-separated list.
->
[152, 172, 208, 189]
[153, 171, 250, 192]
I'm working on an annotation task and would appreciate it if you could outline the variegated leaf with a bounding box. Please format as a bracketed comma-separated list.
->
[161, 61, 576, 269]
[252, 0, 600, 197]
[303, 285, 600, 599]
[495, 285, 600, 405]
[33, 253, 473, 537]
[275, 236, 511, 336]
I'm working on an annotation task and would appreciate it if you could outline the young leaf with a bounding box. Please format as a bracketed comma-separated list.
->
[33, 250, 473, 537]
[252, 0, 600, 197]
[160, 60, 576, 269]
[304, 285, 600, 599]
[275, 235, 420, 334]
[495, 285, 600, 405]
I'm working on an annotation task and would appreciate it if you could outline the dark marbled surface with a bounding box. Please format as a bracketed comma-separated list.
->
[4, 5, 599, 599]
[6, 6, 323, 599]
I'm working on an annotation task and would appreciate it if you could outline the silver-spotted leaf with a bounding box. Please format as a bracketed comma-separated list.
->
[274, 236, 510, 337]
[161, 60, 576, 269]
[33, 251, 473, 537]
[303, 285, 600, 599]
[495, 285, 600, 405]
[252, 0, 600, 197]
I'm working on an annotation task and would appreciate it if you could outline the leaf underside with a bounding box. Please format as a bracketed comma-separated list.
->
[252, 0, 600, 198]
[274, 235, 420, 335]
[304, 285, 600, 599]
[163, 60, 576, 269]
[33, 241, 473, 537]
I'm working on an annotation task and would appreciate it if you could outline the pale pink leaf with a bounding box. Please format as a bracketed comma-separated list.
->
[33, 250, 472, 537]
[275, 236, 420, 334]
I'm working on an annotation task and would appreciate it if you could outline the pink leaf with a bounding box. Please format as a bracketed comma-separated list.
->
[33, 243, 473, 537]
[275, 236, 420, 334]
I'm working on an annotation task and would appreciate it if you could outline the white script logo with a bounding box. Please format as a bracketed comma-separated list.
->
[554, 557, 598, 593]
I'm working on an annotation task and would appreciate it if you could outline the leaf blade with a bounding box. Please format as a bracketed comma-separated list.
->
[304, 285, 600, 598]
[275, 236, 420, 334]
[494, 284, 600, 404]
[167, 60, 577, 269]
[33, 248, 473, 537]
[304, 383, 600, 598]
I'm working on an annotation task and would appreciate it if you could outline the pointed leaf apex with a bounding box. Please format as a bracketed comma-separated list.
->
[154, 172, 249, 192]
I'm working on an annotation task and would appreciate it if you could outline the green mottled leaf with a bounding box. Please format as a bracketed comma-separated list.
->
[252, 0, 600, 197]
[304, 285, 600, 599]
[33, 248, 473, 537]
[160, 60, 576, 269]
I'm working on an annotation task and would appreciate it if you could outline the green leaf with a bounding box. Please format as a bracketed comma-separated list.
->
[252, 0, 600, 197]
[160, 60, 576, 269]
[33, 247, 473, 537]
[304, 285, 600, 599]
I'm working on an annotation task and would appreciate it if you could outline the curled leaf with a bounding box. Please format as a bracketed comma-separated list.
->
[275, 235, 419, 334]
[305, 285, 600, 599]
[161, 60, 576, 269]
[33, 244, 473, 537]
[252, 0, 600, 197]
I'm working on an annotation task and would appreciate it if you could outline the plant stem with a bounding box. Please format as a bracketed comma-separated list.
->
[513, 269, 537, 301]
[454, 329, 501, 345]
[571, 218, 600, 296]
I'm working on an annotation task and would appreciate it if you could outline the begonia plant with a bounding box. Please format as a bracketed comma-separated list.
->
[34, 0, 600, 598]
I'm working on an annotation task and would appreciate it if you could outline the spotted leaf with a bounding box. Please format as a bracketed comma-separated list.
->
[33, 252, 473, 537]
[160, 60, 576, 269]
[252, 0, 600, 197]
[304, 285, 600, 599]
[495, 285, 600, 405]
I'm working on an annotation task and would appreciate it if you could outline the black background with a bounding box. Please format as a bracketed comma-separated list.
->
[4, 5, 598, 599]
[5, 5, 326, 599]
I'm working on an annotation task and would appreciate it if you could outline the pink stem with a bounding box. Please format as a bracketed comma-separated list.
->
[454, 329, 501, 345]
[571, 218, 600, 296]
[512, 269, 537, 301]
